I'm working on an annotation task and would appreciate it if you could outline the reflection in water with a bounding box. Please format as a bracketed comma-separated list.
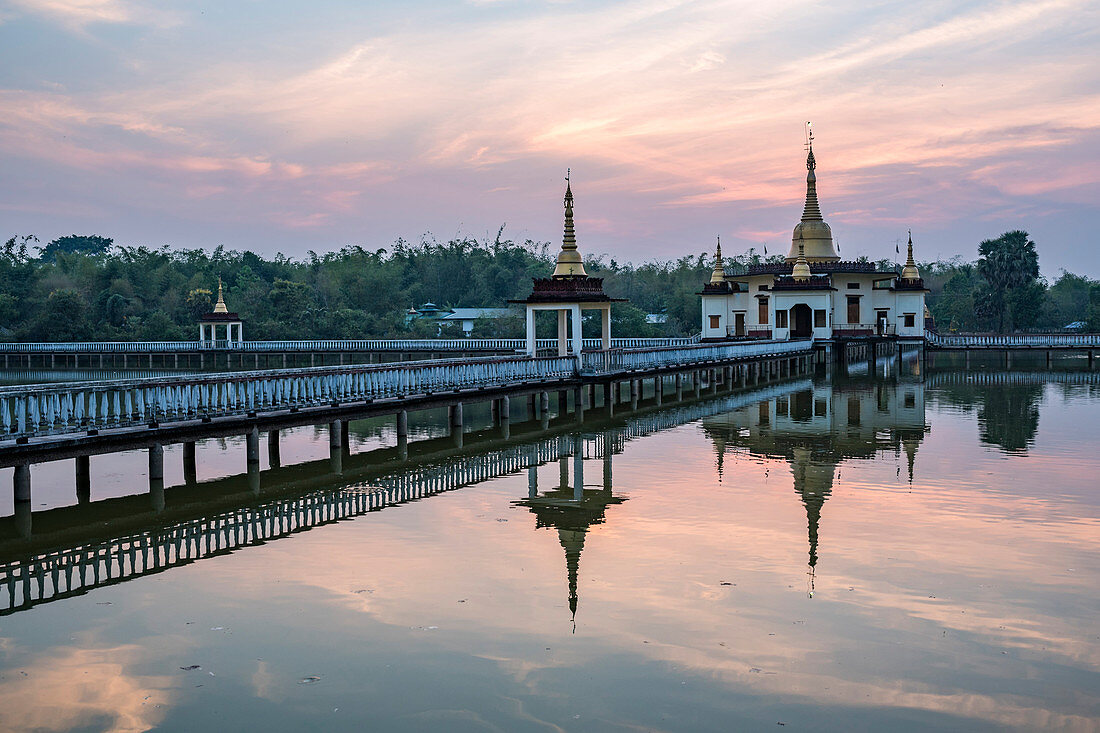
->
[1, 370, 1099, 731]
[704, 380, 928, 593]
[514, 435, 626, 627]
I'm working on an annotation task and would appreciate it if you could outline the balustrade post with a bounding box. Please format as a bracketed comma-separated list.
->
[76, 455, 90, 503]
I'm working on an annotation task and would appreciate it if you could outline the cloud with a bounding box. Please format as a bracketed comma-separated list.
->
[9, 0, 180, 29]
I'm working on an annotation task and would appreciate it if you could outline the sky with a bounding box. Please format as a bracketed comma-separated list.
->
[1, 0, 1098, 275]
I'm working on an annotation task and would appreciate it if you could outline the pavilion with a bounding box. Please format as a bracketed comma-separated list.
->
[513, 175, 623, 357]
[198, 279, 244, 347]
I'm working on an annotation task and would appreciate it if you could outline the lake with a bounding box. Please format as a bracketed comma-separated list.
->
[0, 365, 1098, 732]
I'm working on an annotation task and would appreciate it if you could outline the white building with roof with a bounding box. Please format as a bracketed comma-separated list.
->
[700, 132, 927, 342]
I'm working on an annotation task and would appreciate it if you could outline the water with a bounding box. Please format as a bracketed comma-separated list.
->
[1, 370, 1098, 732]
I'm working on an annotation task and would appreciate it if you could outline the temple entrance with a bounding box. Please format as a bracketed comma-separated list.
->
[734, 313, 745, 337]
[791, 304, 813, 338]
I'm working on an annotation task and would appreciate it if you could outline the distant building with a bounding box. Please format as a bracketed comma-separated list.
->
[700, 133, 927, 341]
[645, 311, 668, 325]
[405, 302, 515, 336]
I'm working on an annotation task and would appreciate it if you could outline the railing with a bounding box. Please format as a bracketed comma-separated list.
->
[580, 339, 811, 374]
[0, 337, 796, 441]
[0, 355, 577, 440]
[0, 336, 701, 354]
[925, 331, 1100, 348]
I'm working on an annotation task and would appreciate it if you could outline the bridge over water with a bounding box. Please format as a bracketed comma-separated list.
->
[0, 379, 808, 617]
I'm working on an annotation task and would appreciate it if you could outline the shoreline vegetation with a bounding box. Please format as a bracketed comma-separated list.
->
[1, 230, 1097, 343]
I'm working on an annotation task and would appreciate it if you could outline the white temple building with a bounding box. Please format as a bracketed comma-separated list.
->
[700, 133, 927, 342]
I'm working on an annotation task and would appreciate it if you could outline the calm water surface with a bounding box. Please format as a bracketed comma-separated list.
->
[0, 368, 1098, 732]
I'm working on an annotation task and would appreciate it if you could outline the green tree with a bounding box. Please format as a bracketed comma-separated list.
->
[32, 289, 91, 341]
[976, 230, 1040, 332]
[38, 235, 113, 262]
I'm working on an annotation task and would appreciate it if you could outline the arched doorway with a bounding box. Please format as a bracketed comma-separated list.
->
[791, 304, 813, 338]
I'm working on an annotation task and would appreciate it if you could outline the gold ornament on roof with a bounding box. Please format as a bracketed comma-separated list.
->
[213, 277, 229, 314]
[552, 169, 588, 278]
[710, 236, 726, 283]
[788, 122, 839, 263]
[901, 230, 921, 280]
[792, 236, 812, 281]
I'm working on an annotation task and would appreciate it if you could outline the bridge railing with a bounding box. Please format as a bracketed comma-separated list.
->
[925, 331, 1100, 348]
[0, 354, 575, 440]
[580, 339, 811, 373]
[0, 335, 701, 354]
[0, 337, 787, 441]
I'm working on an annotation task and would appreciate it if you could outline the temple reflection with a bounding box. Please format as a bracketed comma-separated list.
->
[703, 379, 929, 593]
[513, 434, 625, 628]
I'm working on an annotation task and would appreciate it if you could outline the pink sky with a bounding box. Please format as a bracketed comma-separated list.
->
[1, 0, 1098, 274]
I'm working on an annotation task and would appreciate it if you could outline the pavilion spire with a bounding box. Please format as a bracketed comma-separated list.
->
[213, 278, 228, 314]
[552, 169, 587, 278]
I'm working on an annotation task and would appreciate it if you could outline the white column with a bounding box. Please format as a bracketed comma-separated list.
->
[525, 307, 537, 357]
[557, 309, 568, 357]
[199, 324, 205, 344]
[571, 304, 583, 356]
[601, 305, 611, 350]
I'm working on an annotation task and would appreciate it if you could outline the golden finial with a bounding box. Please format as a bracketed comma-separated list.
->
[552, 169, 587, 278]
[801, 122, 821, 221]
[792, 234, 811, 281]
[213, 277, 228, 314]
[901, 229, 920, 280]
[710, 236, 726, 283]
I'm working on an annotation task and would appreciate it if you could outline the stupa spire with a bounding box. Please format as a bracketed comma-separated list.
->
[710, 236, 726, 283]
[552, 169, 587, 278]
[801, 123, 822, 222]
[901, 229, 921, 280]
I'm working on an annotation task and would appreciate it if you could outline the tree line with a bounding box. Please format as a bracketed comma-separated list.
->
[0, 229, 1096, 342]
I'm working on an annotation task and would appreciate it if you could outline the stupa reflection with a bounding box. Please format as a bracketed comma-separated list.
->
[703, 379, 929, 594]
[514, 434, 626, 628]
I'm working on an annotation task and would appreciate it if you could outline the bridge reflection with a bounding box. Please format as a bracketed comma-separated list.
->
[0, 380, 806, 617]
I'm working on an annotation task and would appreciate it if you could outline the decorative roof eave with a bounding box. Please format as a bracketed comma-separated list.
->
[199, 311, 242, 322]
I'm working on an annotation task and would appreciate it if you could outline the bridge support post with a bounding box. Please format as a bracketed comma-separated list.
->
[490, 398, 500, 425]
[573, 436, 584, 502]
[1006, 351, 1013, 369]
[329, 420, 344, 474]
[183, 441, 197, 483]
[557, 390, 567, 415]
[527, 393, 536, 420]
[540, 390, 550, 417]
[247, 426, 260, 470]
[267, 431, 280, 469]
[1046, 349, 1052, 367]
[602, 434, 613, 492]
[710, 368, 718, 393]
[655, 376, 663, 405]
[14, 463, 30, 504]
[574, 387, 585, 422]
[605, 382, 615, 416]
[588, 383, 596, 409]
[500, 396, 510, 439]
[694, 371, 701, 398]
[630, 379, 640, 409]
[450, 404, 464, 448]
[1089, 350, 1094, 368]
[396, 410, 408, 458]
[675, 373, 683, 400]
[149, 444, 165, 511]
[965, 350, 970, 369]
[76, 455, 90, 503]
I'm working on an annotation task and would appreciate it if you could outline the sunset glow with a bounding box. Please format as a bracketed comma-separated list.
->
[1, 0, 1098, 271]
